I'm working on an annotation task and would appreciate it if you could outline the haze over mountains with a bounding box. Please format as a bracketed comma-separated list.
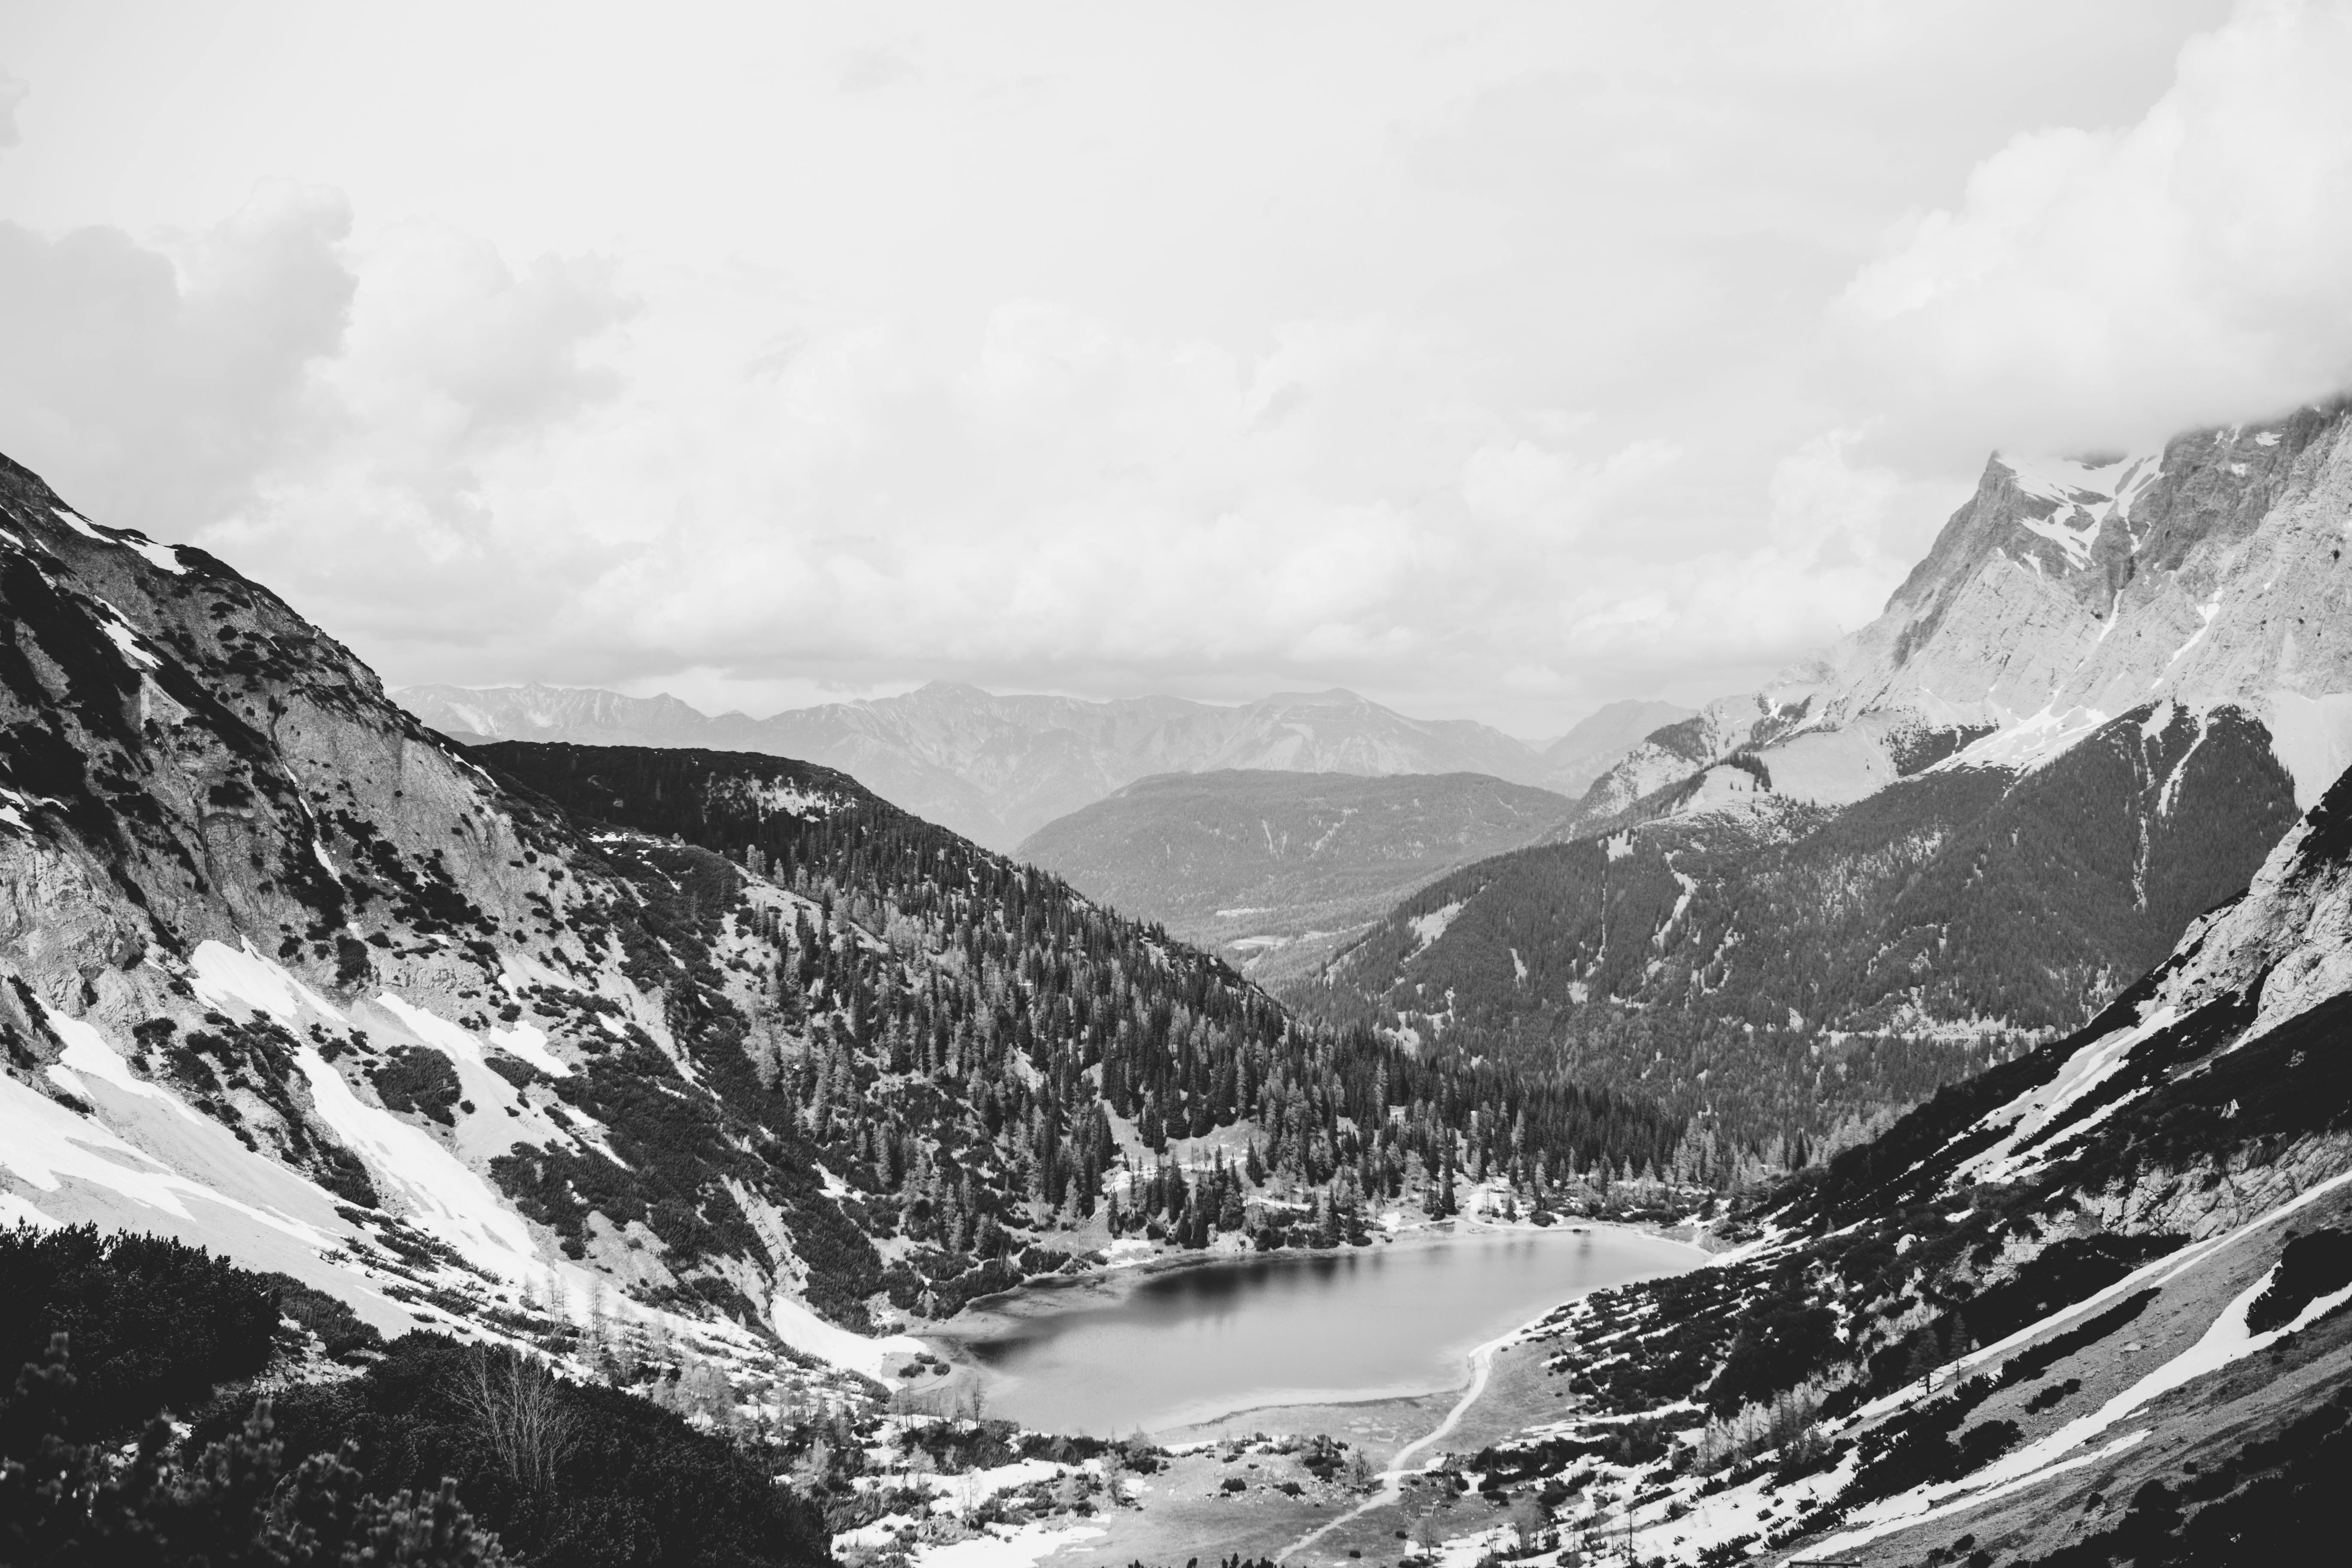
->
[398, 680, 1687, 854]
[1015, 770, 1580, 980]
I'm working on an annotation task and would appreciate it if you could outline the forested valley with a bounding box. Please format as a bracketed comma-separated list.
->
[1286, 702, 2296, 1170]
[480, 742, 1697, 1325]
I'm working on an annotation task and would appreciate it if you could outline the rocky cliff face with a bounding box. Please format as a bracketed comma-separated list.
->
[0, 450, 921, 1396]
[1544, 401, 2352, 840]
[1781, 401, 2352, 799]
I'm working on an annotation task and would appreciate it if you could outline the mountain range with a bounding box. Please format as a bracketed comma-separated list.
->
[4, 378, 2351, 1565]
[1014, 769, 1580, 980]
[0, 444, 1677, 1376]
[1294, 403, 2352, 1161]
[397, 681, 1688, 853]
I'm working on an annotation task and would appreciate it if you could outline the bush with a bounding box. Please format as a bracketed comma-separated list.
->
[0, 1224, 278, 1437]
[261, 1334, 832, 1567]
[0, 1335, 508, 1566]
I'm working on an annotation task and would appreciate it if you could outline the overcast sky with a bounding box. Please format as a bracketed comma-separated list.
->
[5, 0, 2349, 735]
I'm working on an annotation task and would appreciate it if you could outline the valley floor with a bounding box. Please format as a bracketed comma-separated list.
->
[835, 1213, 1713, 1568]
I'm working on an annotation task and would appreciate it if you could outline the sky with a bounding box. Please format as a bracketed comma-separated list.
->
[3, 0, 2349, 737]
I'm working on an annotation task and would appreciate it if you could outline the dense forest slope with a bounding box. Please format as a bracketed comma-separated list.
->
[1454, 754, 2352, 1567]
[403, 681, 1576, 852]
[473, 740, 1684, 1308]
[1015, 769, 1575, 980]
[1297, 404, 2352, 1161]
[1298, 702, 2297, 1152]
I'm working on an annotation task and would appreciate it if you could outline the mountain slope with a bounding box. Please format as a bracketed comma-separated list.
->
[1553, 400, 2352, 841]
[1439, 755, 2352, 1567]
[0, 436, 1698, 1407]
[1297, 701, 2297, 1147]
[1296, 404, 2352, 1167]
[401, 682, 1599, 852]
[1540, 698, 1697, 796]
[0, 449, 947, 1387]
[1015, 769, 1577, 979]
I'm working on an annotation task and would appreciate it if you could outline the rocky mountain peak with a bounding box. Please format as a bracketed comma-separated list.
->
[1791, 401, 2352, 754]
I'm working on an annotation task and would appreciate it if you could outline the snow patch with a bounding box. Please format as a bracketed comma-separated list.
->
[0, 1060, 337, 1251]
[1409, 902, 1464, 957]
[901, 1519, 1102, 1568]
[40, 1004, 206, 1128]
[188, 940, 347, 1026]
[373, 991, 574, 1081]
[291, 1039, 544, 1281]
[2263, 689, 2352, 809]
[486, 1020, 570, 1078]
[1946, 704, 2110, 772]
[97, 612, 160, 672]
[769, 1293, 923, 1378]
[2151, 599, 2221, 683]
[51, 506, 104, 540]
[123, 536, 187, 573]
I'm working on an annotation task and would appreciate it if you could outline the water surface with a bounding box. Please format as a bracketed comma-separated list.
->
[959, 1227, 1697, 1436]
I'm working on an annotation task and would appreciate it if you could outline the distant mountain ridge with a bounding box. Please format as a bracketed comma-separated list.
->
[1540, 698, 1696, 795]
[1015, 769, 1580, 979]
[399, 679, 1652, 851]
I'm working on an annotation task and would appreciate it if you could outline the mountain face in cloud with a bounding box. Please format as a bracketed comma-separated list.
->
[398, 679, 1617, 851]
[1305, 403, 2348, 1145]
[1544, 399, 2352, 838]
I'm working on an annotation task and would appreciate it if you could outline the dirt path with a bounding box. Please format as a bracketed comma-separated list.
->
[1273, 1316, 1515, 1562]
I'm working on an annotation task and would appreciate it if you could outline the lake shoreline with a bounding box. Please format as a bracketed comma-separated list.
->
[910, 1217, 1709, 1442]
[928, 1208, 1710, 1334]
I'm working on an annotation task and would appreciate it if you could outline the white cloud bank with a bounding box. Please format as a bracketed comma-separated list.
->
[1841, 0, 2352, 460]
[3, 1, 2343, 731]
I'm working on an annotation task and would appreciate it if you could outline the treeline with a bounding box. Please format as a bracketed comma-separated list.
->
[1294, 704, 2293, 1161]
[0, 1225, 831, 1568]
[478, 743, 1687, 1309]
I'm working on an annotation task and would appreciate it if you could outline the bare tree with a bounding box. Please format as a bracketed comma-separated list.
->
[1508, 1493, 1547, 1552]
[1410, 1505, 1442, 1555]
[455, 1346, 578, 1525]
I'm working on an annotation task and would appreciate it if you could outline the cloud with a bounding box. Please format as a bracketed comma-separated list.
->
[195, 220, 635, 650]
[2, 3, 2285, 731]
[1839, 0, 2352, 459]
[836, 41, 919, 93]
[0, 183, 353, 530]
[0, 72, 25, 147]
